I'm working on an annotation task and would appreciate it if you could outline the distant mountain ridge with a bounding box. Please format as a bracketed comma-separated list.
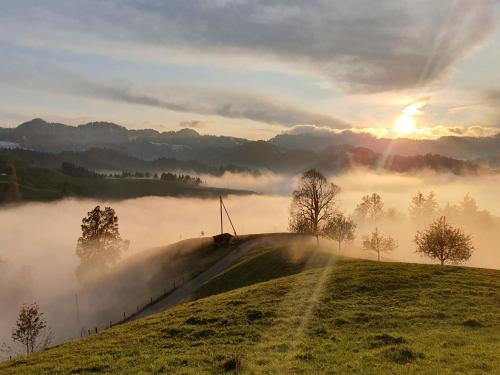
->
[270, 130, 500, 161]
[0, 118, 497, 174]
[0, 118, 246, 160]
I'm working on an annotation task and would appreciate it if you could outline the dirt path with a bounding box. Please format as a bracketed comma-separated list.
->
[130, 234, 296, 321]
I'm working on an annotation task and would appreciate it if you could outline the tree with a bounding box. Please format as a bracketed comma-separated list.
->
[409, 191, 438, 223]
[363, 228, 397, 261]
[323, 213, 356, 253]
[11, 302, 52, 355]
[289, 169, 340, 245]
[354, 193, 384, 223]
[414, 216, 474, 265]
[460, 193, 479, 217]
[0, 162, 21, 203]
[76, 206, 129, 279]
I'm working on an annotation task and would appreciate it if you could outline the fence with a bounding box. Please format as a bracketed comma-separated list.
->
[78, 273, 189, 338]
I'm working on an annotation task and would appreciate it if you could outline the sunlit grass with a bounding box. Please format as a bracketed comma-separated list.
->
[1, 254, 498, 374]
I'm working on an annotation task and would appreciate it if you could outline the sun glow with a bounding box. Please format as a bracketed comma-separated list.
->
[394, 101, 426, 135]
[395, 115, 415, 134]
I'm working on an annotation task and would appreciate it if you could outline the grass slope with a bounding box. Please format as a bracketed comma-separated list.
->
[194, 240, 335, 300]
[77, 237, 244, 328]
[1, 259, 498, 374]
[0, 155, 252, 203]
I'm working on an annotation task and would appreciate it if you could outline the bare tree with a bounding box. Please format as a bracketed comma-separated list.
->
[323, 213, 356, 254]
[11, 302, 52, 355]
[289, 169, 340, 245]
[76, 206, 129, 279]
[415, 216, 474, 265]
[363, 227, 397, 261]
[354, 193, 384, 223]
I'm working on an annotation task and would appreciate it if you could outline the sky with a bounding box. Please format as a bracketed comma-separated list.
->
[0, 0, 499, 140]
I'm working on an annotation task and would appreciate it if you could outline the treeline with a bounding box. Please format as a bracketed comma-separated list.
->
[59, 162, 204, 185]
[61, 162, 101, 178]
[289, 169, 497, 265]
[112, 171, 203, 185]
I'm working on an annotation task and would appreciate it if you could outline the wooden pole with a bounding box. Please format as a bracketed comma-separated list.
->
[75, 293, 82, 334]
[221, 199, 237, 237]
[220, 195, 223, 234]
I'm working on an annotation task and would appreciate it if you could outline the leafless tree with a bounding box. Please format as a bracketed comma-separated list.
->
[415, 216, 474, 265]
[363, 227, 397, 261]
[354, 193, 384, 223]
[10, 302, 52, 355]
[289, 169, 340, 245]
[76, 206, 129, 280]
[323, 213, 356, 253]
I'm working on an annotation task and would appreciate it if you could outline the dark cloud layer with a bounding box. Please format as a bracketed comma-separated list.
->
[0, 0, 495, 92]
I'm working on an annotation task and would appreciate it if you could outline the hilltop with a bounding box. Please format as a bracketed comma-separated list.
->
[1, 237, 498, 374]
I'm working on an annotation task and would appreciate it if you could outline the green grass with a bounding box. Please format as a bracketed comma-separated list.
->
[0, 155, 253, 203]
[1, 257, 498, 374]
[194, 241, 337, 300]
[76, 236, 258, 327]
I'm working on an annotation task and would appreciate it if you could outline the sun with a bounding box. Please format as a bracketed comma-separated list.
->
[394, 100, 426, 135]
[395, 115, 415, 134]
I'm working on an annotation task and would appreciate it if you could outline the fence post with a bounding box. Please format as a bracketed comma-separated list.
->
[95, 327, 98, 334]
[87, 329, 91, 336]
[109, 320, 112, 328]
[123, 311, 126, 320]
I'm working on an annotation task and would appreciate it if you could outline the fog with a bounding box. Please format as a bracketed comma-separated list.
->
[1, 170, 500, 354]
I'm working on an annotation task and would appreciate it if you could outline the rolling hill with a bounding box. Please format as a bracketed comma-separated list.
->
[0, 155, 253, 204]
[1, 236, 498, 374]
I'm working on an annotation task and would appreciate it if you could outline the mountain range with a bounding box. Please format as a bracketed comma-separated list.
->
[1, 118, 498, 175]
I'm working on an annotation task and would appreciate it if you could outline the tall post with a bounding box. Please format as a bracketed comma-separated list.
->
[75, 293, 82, 336]
[221, 199, 238, 238]
[220, 195, 223, 234]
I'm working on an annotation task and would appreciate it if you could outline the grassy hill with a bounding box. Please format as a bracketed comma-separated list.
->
[0, 155, 253, 204]
[1, 249, 498, 374]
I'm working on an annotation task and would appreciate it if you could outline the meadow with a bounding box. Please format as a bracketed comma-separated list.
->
[1, 243, 498, 374]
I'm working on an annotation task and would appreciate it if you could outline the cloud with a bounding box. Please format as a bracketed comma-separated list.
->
[179, 121, 210, 129]
[0, 54, 349, 128]
[480, 88, 500, 120]
[285, 124, 500, 139]
[66, 80, 352, 128]
[0, 0, 495, 93]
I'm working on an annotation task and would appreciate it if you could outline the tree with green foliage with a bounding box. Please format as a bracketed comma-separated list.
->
[363, 227, 397, 261]
[354, 193, 384, 223]
[414, 216, 474, 265]
[0, 162, 21, 203]
[76, 206, 129, 279]
[289, 169, 340, 245]
[323, 213, 356, 253]
[11, 302, 52, 355]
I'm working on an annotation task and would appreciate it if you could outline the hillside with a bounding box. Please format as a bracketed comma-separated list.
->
[0, 119, 491, 174]
[1, 253, 498, 374]
[0, 155, 253, 204]
[0, 148, 252, 176]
